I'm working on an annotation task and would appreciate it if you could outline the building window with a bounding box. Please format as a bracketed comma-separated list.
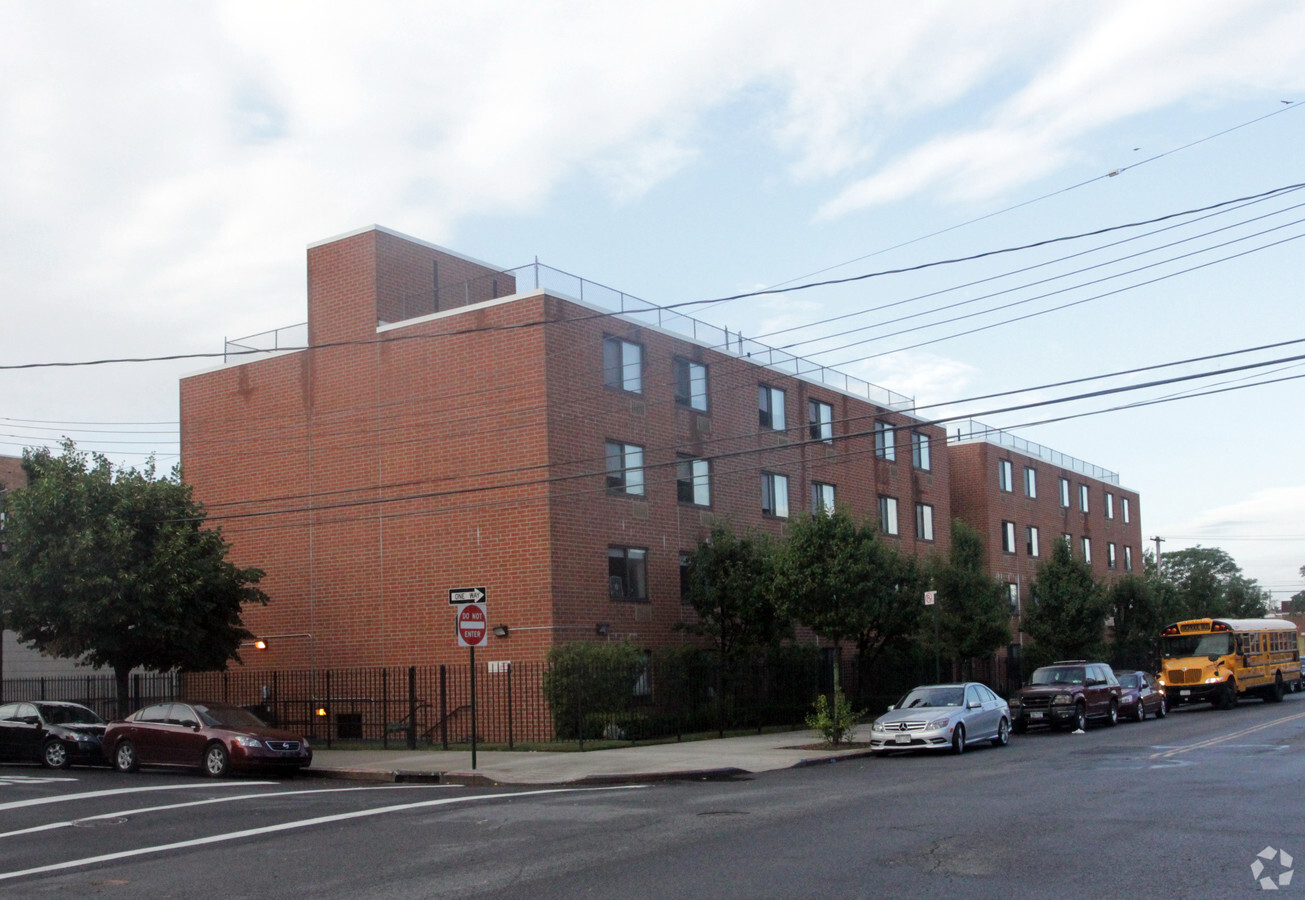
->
[1105, 492, 1115, 519]
[1026, 525, 1040, 557]
[1079, 484, 1089, 513]
[912, 433, 931, 471]
[605, 441, 644, 496]
[758, 385, 786, 431]
[811, 482, 835, 515]
[679, 552, 692, 604]
[602, 337, 642, 393]
[673, 358, 708, 411]
[676, 456, 710, 506]
[1008, 582, 1020, 615]
[808, 399, 833, 443]
[998, 460, 1014, 492]
[1081, 537, 1092, 563]
[916, 503, 935, 541]
[878, 496, 899, 536]
[1024, 467, 1037, 498]
[1001, 520, 1016, 553]
[1059, 477, 1070, 508]
[608, 547, 648, 601]
[1122, 497, 1131, 524]
[1062, 532, 1072, 548]
[874, 421, 896, 461]
[762, 472, 789, 518]
[1107, 542, 1117, 569]
[1124, 545, 1133, 572]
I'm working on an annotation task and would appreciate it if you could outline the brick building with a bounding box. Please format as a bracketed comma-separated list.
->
[178, 226, 954, 670]
[947, 426, 1144, 669]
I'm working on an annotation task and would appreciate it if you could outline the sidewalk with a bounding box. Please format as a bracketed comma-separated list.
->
[305, 726, 877, 786]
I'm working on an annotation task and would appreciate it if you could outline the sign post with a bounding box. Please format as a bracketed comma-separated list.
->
[924, 591, 939, 683]
[455, 595, 488, 769]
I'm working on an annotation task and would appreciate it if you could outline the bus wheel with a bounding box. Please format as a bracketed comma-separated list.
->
[1267, 674, 1285, 703]
[1216, 680, 1238, 710]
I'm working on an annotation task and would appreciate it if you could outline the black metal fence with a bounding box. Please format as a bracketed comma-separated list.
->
[1, 649, 979, 749]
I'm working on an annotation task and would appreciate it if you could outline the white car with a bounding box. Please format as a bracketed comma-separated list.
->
[870, 682, 1011, 754]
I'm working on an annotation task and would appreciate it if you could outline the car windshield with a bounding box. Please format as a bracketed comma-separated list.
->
[896, 687, 964, 709]
[194, 705, 268, 729]
[1029, 666, 1085, 686]
[1163, 633, 1236, 659]
[35, 704, 105, 725]
[1116, 673, 1138, 689]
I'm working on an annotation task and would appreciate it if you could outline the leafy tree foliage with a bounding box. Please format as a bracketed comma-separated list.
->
[931, 520, 1010, 678]
[1023, 539, 1110, 664]
[678, 521, 789, 661]
[0, 442, 267, 715]
[1289, 564, 1305, 613]
[775, 510, 923, 666]
[1107, 575, 1164, 669]
[1156, 545, 1271, 620]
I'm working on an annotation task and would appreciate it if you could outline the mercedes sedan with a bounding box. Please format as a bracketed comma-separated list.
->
[870, 683, 1011, 755]
[104, 702, 311, 777]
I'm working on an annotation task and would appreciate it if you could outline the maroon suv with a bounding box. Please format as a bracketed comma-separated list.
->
[1009, 661, 1122, 733]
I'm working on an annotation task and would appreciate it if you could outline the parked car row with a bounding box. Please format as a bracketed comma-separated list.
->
[870, 662, 1170, 755]
[0, 700, 312, 776]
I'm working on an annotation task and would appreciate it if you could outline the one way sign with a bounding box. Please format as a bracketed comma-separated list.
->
[448, 586, 487, 605]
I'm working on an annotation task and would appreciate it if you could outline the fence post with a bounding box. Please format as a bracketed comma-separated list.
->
[576, 661, 585, 751]
[507, 663, 514, 750]
[439, 665, 448, 750]
[132, 673, 141, 711]
[408, 666, 417, 751]
[382, 668, 389, 750]
[324, 670, 332, 749]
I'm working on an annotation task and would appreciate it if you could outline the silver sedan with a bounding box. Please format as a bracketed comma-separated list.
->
[869, 682, 1011, 754]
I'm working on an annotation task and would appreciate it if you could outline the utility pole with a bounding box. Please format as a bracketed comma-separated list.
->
[1151, 536, 1165, 577]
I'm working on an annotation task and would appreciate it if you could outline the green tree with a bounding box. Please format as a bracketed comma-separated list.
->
[776, 510, 922, 667]
[0, 442, 268, 715]
[931, 520, 1010, 678]
[677, 521, 788, 662]
[1107, 575, 1164, 669]
[1289, 565, 1305, 613]
[1024, 539, 1110, 664]
[1157, 545, 1271, 620]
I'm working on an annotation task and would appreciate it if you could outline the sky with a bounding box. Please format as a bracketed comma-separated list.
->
[1, 1, 1303, 600]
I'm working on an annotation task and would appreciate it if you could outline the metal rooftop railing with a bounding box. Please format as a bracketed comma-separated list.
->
[224, 261, 917, 412]
[951, 418, 1120, 485]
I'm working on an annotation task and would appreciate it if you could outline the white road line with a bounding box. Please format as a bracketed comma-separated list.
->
[0, 782, 277, 812]
[0, 785, 646, 883]
[0, 784, 445, 840]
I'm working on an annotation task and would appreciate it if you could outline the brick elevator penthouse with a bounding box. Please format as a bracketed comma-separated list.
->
[179, 226, 1140, 671]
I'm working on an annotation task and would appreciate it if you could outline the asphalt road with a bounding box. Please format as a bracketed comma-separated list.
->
[4, 696, 1305, 898]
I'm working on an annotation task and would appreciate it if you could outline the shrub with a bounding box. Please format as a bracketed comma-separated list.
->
[805, 689, 862, 746]
[543, 641, 647, 740]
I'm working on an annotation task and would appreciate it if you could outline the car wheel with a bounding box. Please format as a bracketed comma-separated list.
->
[114, 740, 139, 773]
[991, 717, 1010, 748]
[1216, 679, 1238, 710]
[1106, 701, 1119, 727]
[1073, 703, 1087, 732]
[1156, 696, 1168, 718]
[41, 739, 71, 770]
[1268, 674, 1285, 703]
[951, 723, 966, 755]
[1135, 700, 1146, 722]
[204, 742, 230, 778]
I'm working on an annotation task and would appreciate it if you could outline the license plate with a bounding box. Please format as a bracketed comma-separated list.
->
[894, 734, 911, 744]
[1180, 690, 1191, 696]
[1030, 712, 1044, 720]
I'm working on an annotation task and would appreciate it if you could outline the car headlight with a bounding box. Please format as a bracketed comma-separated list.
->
[301, 738, 310, 751]
[1008, 697, 1021, 708]
[1204, 676, 1221, 684]
[927, 716, 952, 730]
[232, 736, 264, 749]
[1052, 693, 1072, 705]
[871, 720, 887, 732]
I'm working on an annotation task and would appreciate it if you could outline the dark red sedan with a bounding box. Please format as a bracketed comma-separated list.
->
[1115, 670, 1168, 721]
[104, 702, 312, 777]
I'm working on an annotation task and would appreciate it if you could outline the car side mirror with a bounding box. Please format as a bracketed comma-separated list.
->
[967, 701, 981, 710]
[21, 716, 41, 726]
[181, 720, 200, 729]
[886, 705, 896, 712]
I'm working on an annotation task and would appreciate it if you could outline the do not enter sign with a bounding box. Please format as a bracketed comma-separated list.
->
[457, 604, 488, 648]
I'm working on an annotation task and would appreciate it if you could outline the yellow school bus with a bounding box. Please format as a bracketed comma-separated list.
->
[1159, 618, 1301, 709]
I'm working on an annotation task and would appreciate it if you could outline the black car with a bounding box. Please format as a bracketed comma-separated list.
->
[0, 701, 109, 769]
